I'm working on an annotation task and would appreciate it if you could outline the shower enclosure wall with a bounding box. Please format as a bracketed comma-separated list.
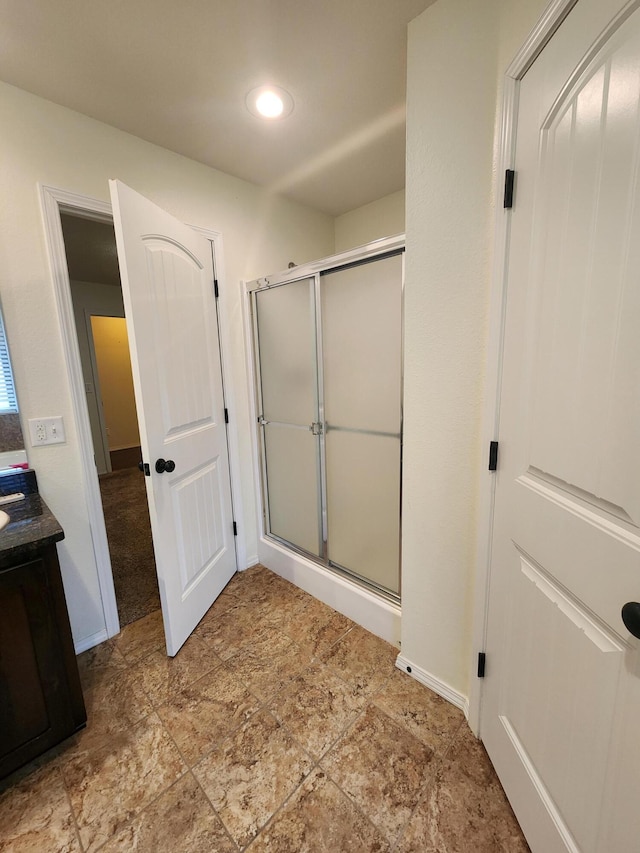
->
[248, 236, 404, 603]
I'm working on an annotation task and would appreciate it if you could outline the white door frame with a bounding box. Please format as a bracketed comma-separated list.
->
[468, 0, 579, 734]
[85, 308, 116, 475]
[39, 184, 245, 647]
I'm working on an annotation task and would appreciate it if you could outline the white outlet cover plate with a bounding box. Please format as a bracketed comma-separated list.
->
[28, 416, 66, 446]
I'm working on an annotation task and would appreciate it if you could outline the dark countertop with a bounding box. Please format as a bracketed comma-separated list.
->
[0, 493, 64, 570]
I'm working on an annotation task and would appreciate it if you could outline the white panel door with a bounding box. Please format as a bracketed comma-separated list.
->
[109, 180, 236, 656]
[483, 2, 640, 852]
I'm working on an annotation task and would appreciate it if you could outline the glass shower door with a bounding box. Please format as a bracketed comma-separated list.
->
[254, 278, 322, 557]
[321, 253, 402, 595]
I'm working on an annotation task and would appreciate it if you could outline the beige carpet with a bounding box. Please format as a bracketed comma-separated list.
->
[99, 466, 160, 627]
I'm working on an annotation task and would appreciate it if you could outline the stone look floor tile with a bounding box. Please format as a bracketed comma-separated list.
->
[80, 666, 154, 737]
[246, 768, 390, 853]
[249, 587, 309, 633]
[373, 668, 465, 753]
[60, 713, 186, 853]
[225, 565, 304, 607]
[320, 624, 398, 696]
[279, 596, 354, 659]
[227, 628, 310, 702]
[98, 773, 237, 853]
[113, 609, 165, 664]
[77, 640, 128, 691]
[1, 568, 530, 853]
[0, 763, 80, 853]
[321, 704, 433, 844]
[193, 708, 314, 849]
[129, 634, 222, 706]
[195, 568, 307, 661]
[157, 662, 261, 765]
[202, 582, 243, 613]
[268, 663, 367, 759]
[195, 602, 288, 661]
[395, 725, 530, 853]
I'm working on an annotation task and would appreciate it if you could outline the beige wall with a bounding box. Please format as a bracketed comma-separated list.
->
[0, 81, 334, 647]
[401, 0, 550, 697]
[334, 189, 405, 252]
[91, 316, 139, 452]
[70, 280, 126, 474]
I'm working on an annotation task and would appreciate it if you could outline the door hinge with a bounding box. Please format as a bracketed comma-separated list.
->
[488, 440, 499, 472]
[233, 521, 238, 536]
[224, 408, 229, 424]
[477, 652, 486, 678]
[504, 169, 515, 209]
[214, 279, 219, 298]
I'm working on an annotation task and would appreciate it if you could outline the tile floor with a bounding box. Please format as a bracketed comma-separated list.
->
[0, 565, 530, 852]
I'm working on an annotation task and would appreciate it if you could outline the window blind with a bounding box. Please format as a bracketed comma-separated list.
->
[0, 311, 18, 414]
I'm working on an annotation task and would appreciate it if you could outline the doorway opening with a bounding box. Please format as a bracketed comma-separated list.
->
[60, 211, 160, 628]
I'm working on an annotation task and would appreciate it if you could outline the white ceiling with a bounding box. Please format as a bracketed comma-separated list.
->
[0, 0, 434, 217]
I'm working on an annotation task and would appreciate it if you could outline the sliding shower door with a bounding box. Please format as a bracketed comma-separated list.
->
[254, 277, 322, 557]
[322, 254, 402, 594]
[251, 243, 403, 600]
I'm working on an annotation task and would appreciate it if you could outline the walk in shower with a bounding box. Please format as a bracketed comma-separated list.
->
[248, 237, 403, 601]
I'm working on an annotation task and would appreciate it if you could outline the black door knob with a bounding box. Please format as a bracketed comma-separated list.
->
[155, 458, 176, 474]
[621, 602, 640, 639]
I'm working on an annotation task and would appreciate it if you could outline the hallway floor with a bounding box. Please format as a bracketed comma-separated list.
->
[99, 466, 160, 627]
[0, 565, 529, 852]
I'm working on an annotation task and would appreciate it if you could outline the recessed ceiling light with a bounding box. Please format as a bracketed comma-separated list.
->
[246, 85, 294, 120]
[256, 90, 283, 118]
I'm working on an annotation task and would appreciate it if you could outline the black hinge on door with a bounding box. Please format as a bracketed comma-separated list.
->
[477, 652, 486, 678]
[233, 521, 238, 536]
[488, 441, 499, 472]
[224, 408, 229, 424]
[504, 169, 515, 209]
[214, 279, 219, 298]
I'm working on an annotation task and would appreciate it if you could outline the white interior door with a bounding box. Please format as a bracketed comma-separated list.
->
[483, 2, 640, 851]
[109, 180, 236, 656]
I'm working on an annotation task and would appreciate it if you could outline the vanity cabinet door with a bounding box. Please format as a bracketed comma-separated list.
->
[0, 550, 86, 777]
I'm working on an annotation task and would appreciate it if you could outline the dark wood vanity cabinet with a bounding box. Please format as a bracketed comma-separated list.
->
[0, 544, 86, 778]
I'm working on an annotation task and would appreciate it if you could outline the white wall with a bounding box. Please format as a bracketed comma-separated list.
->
[0, 81, 334, 648]
[401, 0, 549, 698]
[334, 189, 405, 252]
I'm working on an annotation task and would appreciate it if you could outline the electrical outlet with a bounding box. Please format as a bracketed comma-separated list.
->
[28, 416, 66, 447]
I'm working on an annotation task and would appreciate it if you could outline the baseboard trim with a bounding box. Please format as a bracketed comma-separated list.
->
[74, 628, 109, 655]
[258, 537, 401, 648]
[396, 654, 470, 718]
[243, 554, 260, 570]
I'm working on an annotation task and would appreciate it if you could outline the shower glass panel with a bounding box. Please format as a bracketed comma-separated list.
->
[321, 254, 402, 594]
[263, 424, 321, 556]
[325, 430, 400, 591]
[255, 278, 322, 557]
